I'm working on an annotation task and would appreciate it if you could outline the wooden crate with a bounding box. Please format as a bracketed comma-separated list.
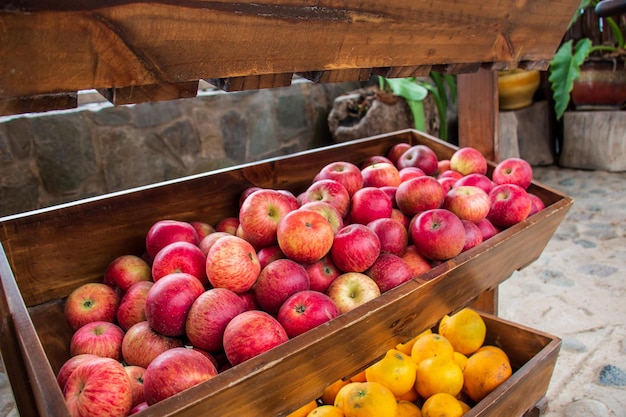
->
[0, 130, 572, 417]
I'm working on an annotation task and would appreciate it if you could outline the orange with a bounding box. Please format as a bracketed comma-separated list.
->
[395, 385, 420, 402]
[365, 349, 417, 396]
[458, 400, 471, 414]
[335, 381, 397, 417]
[421, 393, 464, 417]
[415, 356, 464, 399]
[349, 369, 367, 382]
[396, 329, 432, 355]
[462, 349, 512, 403]
[307, 405, 345, 417]
[287, 400, 318, 417]
[411, 333, 455, 365]
[438, 308, 486, 356]
[320, 379, 351, 405]
[396, 400, 422, 417]
[476, 345, 509, 359]
[452, 351, 468, 372]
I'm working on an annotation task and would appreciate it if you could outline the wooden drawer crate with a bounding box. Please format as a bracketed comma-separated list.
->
[0, 130, 572, 417]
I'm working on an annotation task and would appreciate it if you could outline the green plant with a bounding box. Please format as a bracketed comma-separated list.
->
[378, 73, 457, 141]
[549, 0, 625, 119]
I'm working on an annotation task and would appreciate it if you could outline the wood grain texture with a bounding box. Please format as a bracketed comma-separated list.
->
[0, 0, 580, 103]
[97, 80, 199, 105]
[0, 131, 572, 417]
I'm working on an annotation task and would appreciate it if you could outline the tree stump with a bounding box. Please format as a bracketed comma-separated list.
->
[560, 110, 626, 172]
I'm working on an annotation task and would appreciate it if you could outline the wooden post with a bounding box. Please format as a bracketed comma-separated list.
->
[457, 67, 500, 315]
[457, 68, 500, 161]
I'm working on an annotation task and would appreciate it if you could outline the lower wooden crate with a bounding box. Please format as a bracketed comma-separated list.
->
[465, 313, 560, 417]
[0, 129, 572, 417]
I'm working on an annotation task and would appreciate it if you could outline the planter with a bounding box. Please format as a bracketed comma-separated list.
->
[497, 70, 541, 110]
[572, 60, 626, 110]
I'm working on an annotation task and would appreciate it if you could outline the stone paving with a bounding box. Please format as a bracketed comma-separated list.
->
[1, 165, 624, 416]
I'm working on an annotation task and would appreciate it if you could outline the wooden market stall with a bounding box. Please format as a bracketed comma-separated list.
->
[0, 1, 579, 416]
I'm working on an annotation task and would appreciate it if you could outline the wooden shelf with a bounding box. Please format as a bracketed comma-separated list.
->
[0, 0, 579, 114]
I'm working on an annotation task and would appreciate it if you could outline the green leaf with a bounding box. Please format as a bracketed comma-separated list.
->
[384, 78, 429, 102]
[549, 38, 592, 119]
[406, 100, 425, 131]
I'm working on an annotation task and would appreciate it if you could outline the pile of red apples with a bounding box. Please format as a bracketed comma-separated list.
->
[58, 142, 545, 417]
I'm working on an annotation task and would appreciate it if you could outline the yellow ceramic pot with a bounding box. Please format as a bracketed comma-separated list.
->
[497, 69, 541, 110]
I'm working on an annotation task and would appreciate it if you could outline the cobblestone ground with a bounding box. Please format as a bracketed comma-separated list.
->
[1, 165, 624, 416]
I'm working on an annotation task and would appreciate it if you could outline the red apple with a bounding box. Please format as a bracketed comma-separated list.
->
[129, 402, 149, 415]
[437, 159, 451, 174]
[299, 201, 344, 234]
[64, 357, 133, 417]
[396, 144, 439, 176]
[238, 188, 299, 248]
[461, 220, 484, 252]
[491, 157, 533, 189]
[387, 143, 412, 166]
[380, 186, 398, 208]
[365, 253, 413, 293]
[449, 147, 488, 176]
[331, 224, 381, 273]
[487, 183, 532, 228]
[437, 169, 464, 181]
[528, 192, 546, 216]
[57, 354, 99, 391]
[145, 272, 205, 337]
[121, 321, 184, 369]
[143, 347, 218, 405]
[198, 231, 232, 256]
[304, 255, 342, 293]
[361, 162, 401, 188]
[151, 241, 208, 285]
[277, 209, 334, 264]
[185, 288, 247, 352]
[64, 282, 120, 331]
[214, 216, 239, 235]
[277, 290, 341, 338]
[443, 185, 491, 223]
[124, 365, 146, 408]
[454, 173, 495, 194]
[145, 219, 199, 260]
[401, 245, 433, 278]
[253, 258, 310, 315]
[410, 208, 466, 261]
[313, 161, 363, 197]
[367, 217, 409, 257]
[438, 176, 458, 194]
[205, 235, 261, 294]
[349, 186, 393, 225]
[117, 281, 153, 331]
[69, 321, 124, 361]
[391, 208, 410, 227]
[476, 218, 501, 241]
[103, 255, 151, 293]
[399, 167, 426, 182]
[395, 176, 445, 217]
[326, 272, 381, 314]
[223, 310, 289, 366]
[239, 186, 263, 208]
[301, 179, 351, 218]
[256, 244, 286, 269]
[238, 290, 260, 311]
[190, 221, 215, 241]
[360, 155, 393, 169]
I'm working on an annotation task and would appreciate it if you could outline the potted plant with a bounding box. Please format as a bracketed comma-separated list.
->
[549, 0, 625, 119]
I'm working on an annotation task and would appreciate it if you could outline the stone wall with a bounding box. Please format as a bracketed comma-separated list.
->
[0, 80, 362, 217]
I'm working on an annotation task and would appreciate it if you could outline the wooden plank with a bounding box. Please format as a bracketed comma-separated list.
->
[372, 65, 433, 79]
[0, 93, 77, 116]
[297, 69, 372, 84]
[457, 68, 500, 161]
[0, 0, 580, 102]
[97, 81, 199, 105]
[207, 73, 294, 92]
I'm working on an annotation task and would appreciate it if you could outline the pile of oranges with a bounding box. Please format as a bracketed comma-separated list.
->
[289, 308, 513, 417]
